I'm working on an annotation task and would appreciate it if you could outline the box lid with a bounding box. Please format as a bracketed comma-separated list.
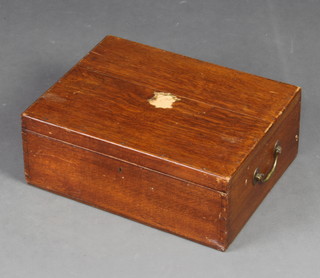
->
[22, 36, 300, 192]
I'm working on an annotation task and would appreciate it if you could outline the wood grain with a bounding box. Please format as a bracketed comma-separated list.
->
[23, 130, 227, 251]
[22, 66, 273, 191]
[21, 35, 301, 251]
[80, 36, 298, 122]
[226, 90, 301, 248]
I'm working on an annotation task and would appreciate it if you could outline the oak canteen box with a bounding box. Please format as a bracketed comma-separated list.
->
[21, 36, 301, 251]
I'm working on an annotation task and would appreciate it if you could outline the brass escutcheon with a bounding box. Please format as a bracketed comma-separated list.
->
[253, 141, 282, 185]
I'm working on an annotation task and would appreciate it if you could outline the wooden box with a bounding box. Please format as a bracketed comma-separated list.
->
[21, 36, 301, 251]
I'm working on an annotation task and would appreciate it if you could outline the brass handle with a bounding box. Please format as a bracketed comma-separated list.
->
[253, 141, 282, 184]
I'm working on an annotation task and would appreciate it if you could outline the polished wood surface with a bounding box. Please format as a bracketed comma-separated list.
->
[21, 36, 300, 191]
[22, 130, 226, 251]
[227, 91, 301, 248]
[80, 36, 298, 122]
[22, 36, 301, 251]
[23, 66, 273, 191]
